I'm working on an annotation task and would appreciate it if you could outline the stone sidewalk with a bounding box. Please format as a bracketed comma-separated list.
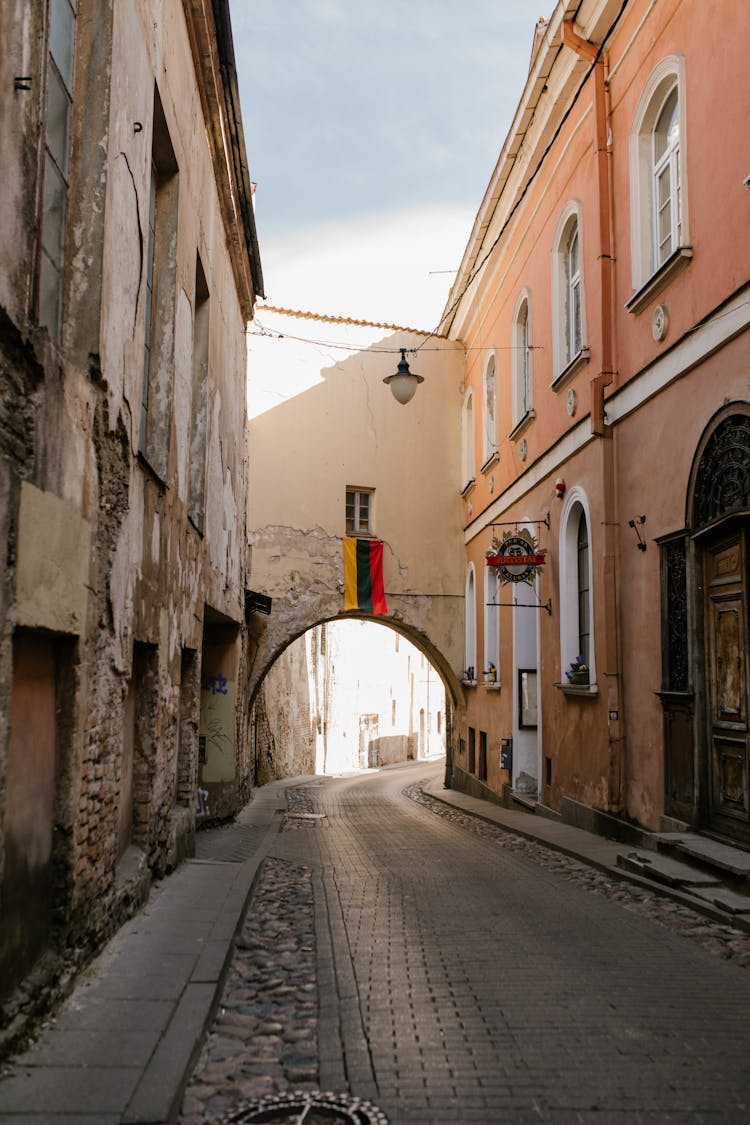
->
[0, 777, 297, 1123]
[1, 760, 749, 1123]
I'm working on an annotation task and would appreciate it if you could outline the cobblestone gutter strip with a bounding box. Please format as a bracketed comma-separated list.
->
[407, 783, 750, 972]
[282, 785, 329, 832]
[180, 858, 318, 1123]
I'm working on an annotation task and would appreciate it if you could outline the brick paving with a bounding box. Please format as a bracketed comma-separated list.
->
[179, 765, 750, 1124]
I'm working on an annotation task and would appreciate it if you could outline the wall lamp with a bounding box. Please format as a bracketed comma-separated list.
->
[628, 515, 647, 551]
[383, 349, 424, 405]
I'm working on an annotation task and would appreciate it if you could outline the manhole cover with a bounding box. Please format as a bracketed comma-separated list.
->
[219, 1090, 388, 1124]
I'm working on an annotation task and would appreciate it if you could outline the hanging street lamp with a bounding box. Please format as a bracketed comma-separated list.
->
[383, 348, 424, 405]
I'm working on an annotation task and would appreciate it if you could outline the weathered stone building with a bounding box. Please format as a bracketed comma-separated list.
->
[0, 0, 262, 1026]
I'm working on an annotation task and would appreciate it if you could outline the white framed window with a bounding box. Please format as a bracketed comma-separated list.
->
[464, 564, 477, 680]
[653, 86, 681, 267]
[566, 223, 582, 362]
[558, 488, 596, 684]
[461, 389, 475, 491]
[484, 562, 500, 678]
[511, 291, 533, 428]
[551, 203, 587, 381]
[346, 487, 374, 536]
[629, 56, 689, 298]
[482, 354, 498, 466]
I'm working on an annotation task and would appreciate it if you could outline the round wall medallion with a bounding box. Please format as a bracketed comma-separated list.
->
[519, 438, 528, 462]
[566, 388, 577, 417]
[652, 304, 668, 342]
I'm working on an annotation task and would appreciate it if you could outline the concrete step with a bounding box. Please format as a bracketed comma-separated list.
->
[689, 884, 750, 917]
[659, 834, 750, 883]
[617, 850, 723, 890]
[509, 790, 538, 813]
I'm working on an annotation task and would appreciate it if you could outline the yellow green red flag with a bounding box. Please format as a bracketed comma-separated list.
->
[343, 538, 387, 615]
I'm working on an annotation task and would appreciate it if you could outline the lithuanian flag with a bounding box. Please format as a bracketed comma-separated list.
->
[343, 538, 387, 615]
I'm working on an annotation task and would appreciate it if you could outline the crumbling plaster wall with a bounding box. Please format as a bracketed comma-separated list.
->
[253, 639, 316, 784]
[0, 0, 255, 1006]
[247, 334, 467, 718]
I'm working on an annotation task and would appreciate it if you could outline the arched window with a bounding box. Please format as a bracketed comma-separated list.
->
[461, 389, 475, 491]
[565, 222, 582, 362]
[482, 354, 498, 466]
[559, 489, 596, 684]
[629, 57, 689, 296]
[653, 86, 681, 267]
[464, 564, 477, 680]
[512, 292, 532, 428]
[552, 203, 587, 381]
[484, 562, 500, 678]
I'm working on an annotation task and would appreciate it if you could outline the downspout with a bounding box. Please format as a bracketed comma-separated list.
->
[563, 21, 625, 814]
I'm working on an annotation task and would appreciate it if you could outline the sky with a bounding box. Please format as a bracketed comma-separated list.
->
[228, 1, 556, 415]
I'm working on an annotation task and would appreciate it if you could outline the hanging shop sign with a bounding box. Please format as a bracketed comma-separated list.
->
[486, 529, 546, 585]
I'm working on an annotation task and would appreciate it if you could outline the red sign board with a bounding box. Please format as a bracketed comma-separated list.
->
[486, 554, 546, 567]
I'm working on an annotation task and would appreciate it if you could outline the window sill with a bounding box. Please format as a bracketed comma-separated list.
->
[626, 246, 693, 315]
[461, 678, 478, 688]
[550, 346, 590, 391]
[554, 681, 599, 697]
[480, 451, 499, 474]
[461, 478, 476, 498]
[482, 681, 501, 691]
[508, 410, 535, 441]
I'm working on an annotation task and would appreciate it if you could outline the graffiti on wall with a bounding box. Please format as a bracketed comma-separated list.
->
[199, 675, 236, 783]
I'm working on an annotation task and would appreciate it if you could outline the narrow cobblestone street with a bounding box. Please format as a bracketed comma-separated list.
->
[180, 763, 750, 1124]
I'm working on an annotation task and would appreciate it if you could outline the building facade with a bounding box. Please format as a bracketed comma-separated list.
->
[446, 0, 750, 844]
[0, 0, 262, 1018]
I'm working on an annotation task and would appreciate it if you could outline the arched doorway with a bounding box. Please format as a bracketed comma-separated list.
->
[688, 405, 750, 843]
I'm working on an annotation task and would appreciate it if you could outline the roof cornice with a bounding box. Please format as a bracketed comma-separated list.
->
[441, 0, 626, 341]
[182, 0, 265, 318]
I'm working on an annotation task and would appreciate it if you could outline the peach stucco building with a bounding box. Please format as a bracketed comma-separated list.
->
[446, 0, 750, 845]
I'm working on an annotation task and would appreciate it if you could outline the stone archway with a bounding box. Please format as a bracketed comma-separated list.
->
[244, 333, 468, 791]
[245, 517, 465, 715]
[244, 526, 466, 791]
[249, 614, 453, 783]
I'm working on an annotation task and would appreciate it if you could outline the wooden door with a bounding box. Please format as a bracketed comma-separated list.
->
[1, 635, 57, 997]
[705, 530, 750, 839]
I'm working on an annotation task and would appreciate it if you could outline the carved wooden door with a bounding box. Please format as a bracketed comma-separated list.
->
[705, 530, 750, 839]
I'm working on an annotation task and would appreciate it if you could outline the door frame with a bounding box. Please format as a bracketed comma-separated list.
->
[686, 403, 750, 844]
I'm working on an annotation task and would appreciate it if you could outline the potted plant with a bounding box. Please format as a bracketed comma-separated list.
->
[483, 663, 497, 684]
[566, 657, 589, 686]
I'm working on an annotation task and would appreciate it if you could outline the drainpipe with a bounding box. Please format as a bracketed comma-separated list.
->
[563, 21, 624, 814]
